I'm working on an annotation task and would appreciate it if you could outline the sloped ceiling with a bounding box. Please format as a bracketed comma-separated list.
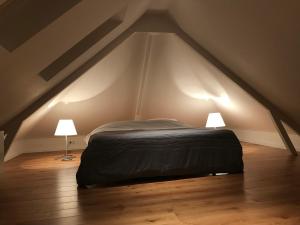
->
[0, 0, 153, 126]
[14, 33, 274, 142]
[16, 33, 147, 139]
[0, 0, 299, 146]
[0, 0, 81, 51]
[169, 0, 300, 128]
[140, 33, 273, 131]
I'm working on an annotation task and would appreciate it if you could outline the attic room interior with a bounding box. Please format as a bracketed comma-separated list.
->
[0, 0, 300, 224]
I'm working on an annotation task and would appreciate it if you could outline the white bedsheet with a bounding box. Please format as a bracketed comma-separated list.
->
[85, 119, 190, 143]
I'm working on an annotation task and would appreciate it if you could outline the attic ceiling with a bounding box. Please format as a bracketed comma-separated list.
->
[0, 0, 81, 51]
[0, 0, 299, 140]
[169, 0, 300, 129]
[14, 32, 274, 141]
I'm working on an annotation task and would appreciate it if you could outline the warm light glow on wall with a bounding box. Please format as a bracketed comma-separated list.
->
[212, 95, 231, 107]
[188, 93, 232, 108]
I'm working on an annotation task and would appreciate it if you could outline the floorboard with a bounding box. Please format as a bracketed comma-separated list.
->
[1, 143, 300, 225]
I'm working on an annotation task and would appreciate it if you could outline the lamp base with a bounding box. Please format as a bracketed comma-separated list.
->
[55, 154, 75, 161]
[62, 155, 75, 161]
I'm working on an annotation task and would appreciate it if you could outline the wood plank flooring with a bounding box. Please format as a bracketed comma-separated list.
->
[1, 143, 300, 225]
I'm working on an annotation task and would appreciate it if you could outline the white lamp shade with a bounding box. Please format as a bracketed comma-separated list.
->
[206, 113, 225, 128]
[54, 119, 77, 136]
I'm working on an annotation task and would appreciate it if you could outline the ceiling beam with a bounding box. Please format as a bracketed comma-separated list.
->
[134, 34, 153, 120]
[39, 11, 123, 81]
[270, 111, 297, 155]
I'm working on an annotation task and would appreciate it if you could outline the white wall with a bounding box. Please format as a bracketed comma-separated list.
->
[4, 135, 86, 161]
[233, 129, 300, 152]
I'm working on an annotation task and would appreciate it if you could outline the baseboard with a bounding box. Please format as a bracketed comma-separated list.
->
[233, 129, 300, 151]
[4, 135, 87, 161]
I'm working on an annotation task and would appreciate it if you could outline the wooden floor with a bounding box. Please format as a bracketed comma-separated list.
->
[1, 143, 300, 225]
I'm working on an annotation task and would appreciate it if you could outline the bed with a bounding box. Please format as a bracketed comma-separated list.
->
[76, 120, 243, 186]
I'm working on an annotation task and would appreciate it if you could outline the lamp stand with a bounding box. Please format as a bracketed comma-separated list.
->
[62, 135, 75, 161]
[55, 136, 75, 161]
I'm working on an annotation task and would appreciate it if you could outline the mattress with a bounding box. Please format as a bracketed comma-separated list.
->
[77, 120, 243, 186]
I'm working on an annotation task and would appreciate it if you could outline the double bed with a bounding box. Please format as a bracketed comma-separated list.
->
[76, 120, 243, 186]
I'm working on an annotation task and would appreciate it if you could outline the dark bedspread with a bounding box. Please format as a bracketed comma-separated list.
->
[76, 128, 243, 185]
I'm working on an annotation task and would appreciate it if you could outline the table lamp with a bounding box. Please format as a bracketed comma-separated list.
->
[206, 112, 225, 128]
[54, 119, 77, 161]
